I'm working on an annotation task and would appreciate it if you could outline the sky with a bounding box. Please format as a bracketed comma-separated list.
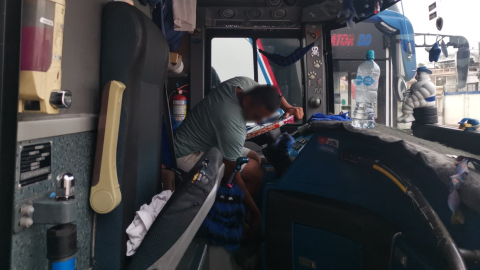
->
[400, 0, 480, 65]
[211, 38, 269, 84]
[211, 38, 255, 82]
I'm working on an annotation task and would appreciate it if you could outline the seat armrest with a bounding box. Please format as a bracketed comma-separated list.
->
[128, 148, 224, 270]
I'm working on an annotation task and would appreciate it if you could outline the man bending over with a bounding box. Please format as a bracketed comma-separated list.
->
[174, 76, 303, 238]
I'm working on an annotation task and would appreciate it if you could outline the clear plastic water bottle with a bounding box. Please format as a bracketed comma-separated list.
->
[352, 50, 380, 128]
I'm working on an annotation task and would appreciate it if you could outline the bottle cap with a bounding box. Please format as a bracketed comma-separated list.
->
[366, 50, 375, 60]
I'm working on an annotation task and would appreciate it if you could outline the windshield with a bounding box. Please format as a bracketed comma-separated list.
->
[210, 36, 304, 126]
[333, 0, 480, 130]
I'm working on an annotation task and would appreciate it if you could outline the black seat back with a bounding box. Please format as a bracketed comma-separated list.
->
[94, 2, 169, 269]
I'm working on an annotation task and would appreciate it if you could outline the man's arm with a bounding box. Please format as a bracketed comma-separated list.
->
[280, 96, 304, 120]
[215, 123, 260, 225]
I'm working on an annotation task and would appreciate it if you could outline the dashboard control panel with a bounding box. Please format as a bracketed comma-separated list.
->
[305, 24, 326, 116]
[214, 20, 300, 28]
[203, 7, 302, 28]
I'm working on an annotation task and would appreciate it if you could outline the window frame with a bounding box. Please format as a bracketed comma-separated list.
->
[467, 83, 478, 92]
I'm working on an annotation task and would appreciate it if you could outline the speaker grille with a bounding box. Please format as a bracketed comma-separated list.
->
[272, 9, 286, 19]
[268, 0, 282, 6]
[324, 5, 338, 16]
[283, 0, 297, 6]
[246, 8, 263, 19]
[220, 8, 236, 18]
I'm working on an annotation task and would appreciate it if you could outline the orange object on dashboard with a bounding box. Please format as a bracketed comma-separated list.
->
[246, 115, 295, 139]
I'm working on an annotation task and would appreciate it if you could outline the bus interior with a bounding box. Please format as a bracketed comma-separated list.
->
[1, 0, 480, 269]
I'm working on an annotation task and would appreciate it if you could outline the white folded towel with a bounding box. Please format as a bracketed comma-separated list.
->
[126, 190, 173, 256]
[172, 0, 197, 32]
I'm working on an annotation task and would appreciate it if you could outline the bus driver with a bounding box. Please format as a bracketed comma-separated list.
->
[174, 76, 303, 239]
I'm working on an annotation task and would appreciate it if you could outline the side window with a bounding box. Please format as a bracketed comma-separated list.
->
[211, 38, 254, 88]
[467, 83, 478, 92]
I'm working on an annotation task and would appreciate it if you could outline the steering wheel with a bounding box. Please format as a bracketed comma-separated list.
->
[340, 151, 467, 270]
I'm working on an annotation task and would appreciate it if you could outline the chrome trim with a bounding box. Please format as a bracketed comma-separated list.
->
[197, 244, 208, 270]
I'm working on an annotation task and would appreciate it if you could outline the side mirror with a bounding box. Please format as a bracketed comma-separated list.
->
[456, 47, 470, 90]
[395, 76, 408, 102]
[436, 17, 443, 31]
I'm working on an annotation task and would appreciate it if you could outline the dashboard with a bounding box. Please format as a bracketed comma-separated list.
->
[289, 133, 313, 157]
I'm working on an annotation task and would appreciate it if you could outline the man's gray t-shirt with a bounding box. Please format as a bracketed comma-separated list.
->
[174, 77, 258, 161]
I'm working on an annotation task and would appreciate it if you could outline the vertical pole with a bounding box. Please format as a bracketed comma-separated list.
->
[0, 0, 22, 267]
[385, 47, 391, 126]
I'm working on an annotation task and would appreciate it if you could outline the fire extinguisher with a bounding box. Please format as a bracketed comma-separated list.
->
[170, 84, 188, 129]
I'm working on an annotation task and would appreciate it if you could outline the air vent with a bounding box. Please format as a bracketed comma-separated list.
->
[246, 8, 263, 19]
[215, 20, 243, 28]
[268, 0, 282, 6]
[272, 9, 287, 19]
[220, 9, 236, 18]
[252, 21, 300, 28]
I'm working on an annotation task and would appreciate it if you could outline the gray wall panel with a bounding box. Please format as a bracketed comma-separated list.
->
[11, 2, 153, 269]
[18, 0, 108, 120]
[18, 0, 151, 121]
[11, 132, 96, 269]
[59, 0, 109, 115]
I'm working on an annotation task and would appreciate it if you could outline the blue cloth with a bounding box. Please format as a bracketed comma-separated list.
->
[458, 118, 480, 126]
[459, 118, 480, 131]
[151, 0, 185, 52]
[258, 42, 315, 67]
[429, 43, 441, 62]
[425, 96, 436, 102]
[309, 112, 351, 122]
[364, 10, 417, 81]
[161, 114, 178, 168]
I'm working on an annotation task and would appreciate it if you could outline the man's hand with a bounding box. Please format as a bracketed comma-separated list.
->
[284, 106, 304, 120]
[279, 96, 304, 120]
[244, 209, 261, 241]
[226, 157, 262, 242]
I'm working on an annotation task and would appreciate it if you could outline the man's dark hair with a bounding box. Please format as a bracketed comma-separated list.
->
[244, 85, 281, 112]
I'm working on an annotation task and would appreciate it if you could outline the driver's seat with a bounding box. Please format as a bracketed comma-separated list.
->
[93, 3, 224, 269]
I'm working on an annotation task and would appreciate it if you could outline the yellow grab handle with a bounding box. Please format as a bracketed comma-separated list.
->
[90, 81, 125, 214]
